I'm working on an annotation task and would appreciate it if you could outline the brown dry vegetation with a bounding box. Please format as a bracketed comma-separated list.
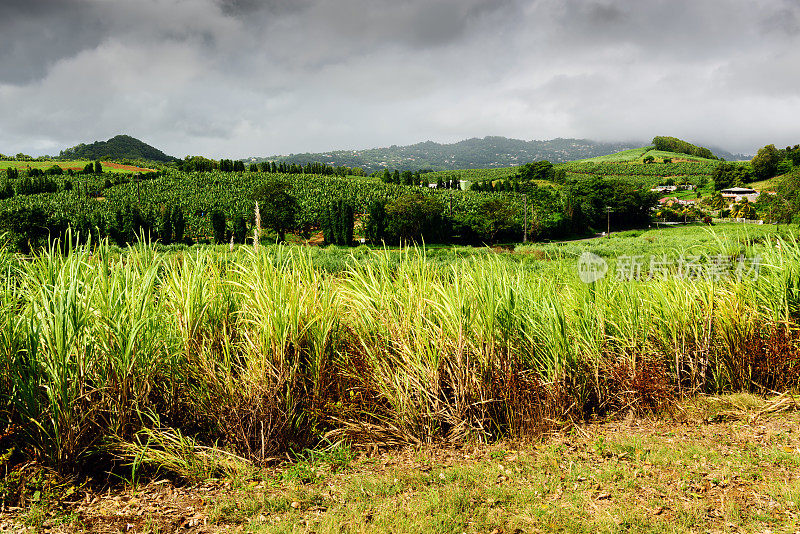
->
[4, 394, 800, 533]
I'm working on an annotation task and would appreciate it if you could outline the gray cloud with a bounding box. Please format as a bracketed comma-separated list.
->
[1, 0, 799, 158]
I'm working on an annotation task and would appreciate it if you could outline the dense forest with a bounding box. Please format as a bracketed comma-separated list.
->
[59, 135, 177, 163]
[651, 136, 718, 160]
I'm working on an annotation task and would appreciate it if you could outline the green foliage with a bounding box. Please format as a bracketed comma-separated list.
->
[453, 198, 520, 244]
[232, 215, 248, 244]
[562, 177, 660, 231]
[751, 144, 781, 181]
[766, 168, 800, 223]
[364, 201, 387, 244]
[713, 162, 753, 190]
[210, 210, 227, 244]
[559, 159, 717, 182]
[159, 207, 173, 245]
[0, 206, 51, 252]
[0, 167, 660, 251]
[789, 145, 800, 167]
[384, 194, 447, 244]
[730, 199, 757, 219]
[0, 226, 799, 476]
[172, 206, 186, 244]
[652, 136, 717, 159]
[253, 179, 298, 243]
[321, 201, 354, 246]
[60, 134, 175, 163]
[180, 156, 217, 172]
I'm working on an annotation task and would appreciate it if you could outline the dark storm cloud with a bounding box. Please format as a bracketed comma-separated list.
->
[1, 0, 799, 157]
[0, 0, 107, 84]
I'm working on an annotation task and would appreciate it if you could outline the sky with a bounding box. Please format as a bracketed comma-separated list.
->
[1, 0, 799, 159]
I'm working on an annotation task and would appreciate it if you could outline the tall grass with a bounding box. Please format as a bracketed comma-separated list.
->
[1, 230, 799, 476]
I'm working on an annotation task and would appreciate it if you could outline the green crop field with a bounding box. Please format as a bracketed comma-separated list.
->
[0, 160, 155, 174]
[422, 147, 724, 190]
[581, 147, 718, 164]
[1, 207, 799, 531]
[0, 223, 798, 473]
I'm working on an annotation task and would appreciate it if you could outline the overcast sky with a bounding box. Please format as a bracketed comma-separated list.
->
[1, 0, 798, 159]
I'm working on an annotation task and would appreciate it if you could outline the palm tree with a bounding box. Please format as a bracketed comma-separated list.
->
[709, 192, 726, 211]
[731, 199, 757, 220]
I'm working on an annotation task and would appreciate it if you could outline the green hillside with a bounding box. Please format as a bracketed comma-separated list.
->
[581, 146, 717, 164]
[419, 146, 723, 191]
[558, 146, 721, 188]
[251, 136, 643, 173]
[60, 135, 176, 163]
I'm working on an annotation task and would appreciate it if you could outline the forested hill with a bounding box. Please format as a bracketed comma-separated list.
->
[249, 137, 648, 172]
[60, 135, 176, 163]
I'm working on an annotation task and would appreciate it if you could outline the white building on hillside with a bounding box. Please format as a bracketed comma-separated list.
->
[720, 187, 759, 202]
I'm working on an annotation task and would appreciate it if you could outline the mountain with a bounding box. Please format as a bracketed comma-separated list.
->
[705, 145, 751, 161]
[60, 135, 176, 162]
[248, 136, 646, 173]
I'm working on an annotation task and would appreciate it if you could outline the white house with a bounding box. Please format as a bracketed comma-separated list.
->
[720, 187, 759, 202]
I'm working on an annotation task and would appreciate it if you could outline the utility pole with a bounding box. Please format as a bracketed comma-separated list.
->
[523, 194, 528, 243]
[606, 206, 612, 236]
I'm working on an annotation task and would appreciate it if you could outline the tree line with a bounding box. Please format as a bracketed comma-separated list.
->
[651, 136, 717, 160]
[177, 156, 366, 177]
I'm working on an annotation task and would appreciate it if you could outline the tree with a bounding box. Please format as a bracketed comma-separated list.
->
[172, 206, 186, 243]
[384, 194, 446, 244]
[210, 210, 227, 244]
[751, 144, 780, 180]
[159, 207, 172, 245]
[364, 201, 387, 243]
[94, 161, 103, 174]
[252, 179, 298, 243]
[731, 199, 756, 220]
[651, 136, 716, 159]
[321, 201, 354, 246]
[233, 215, 248, 244]
[456, 199, 520, 244]
[713, 162, 752, 190]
